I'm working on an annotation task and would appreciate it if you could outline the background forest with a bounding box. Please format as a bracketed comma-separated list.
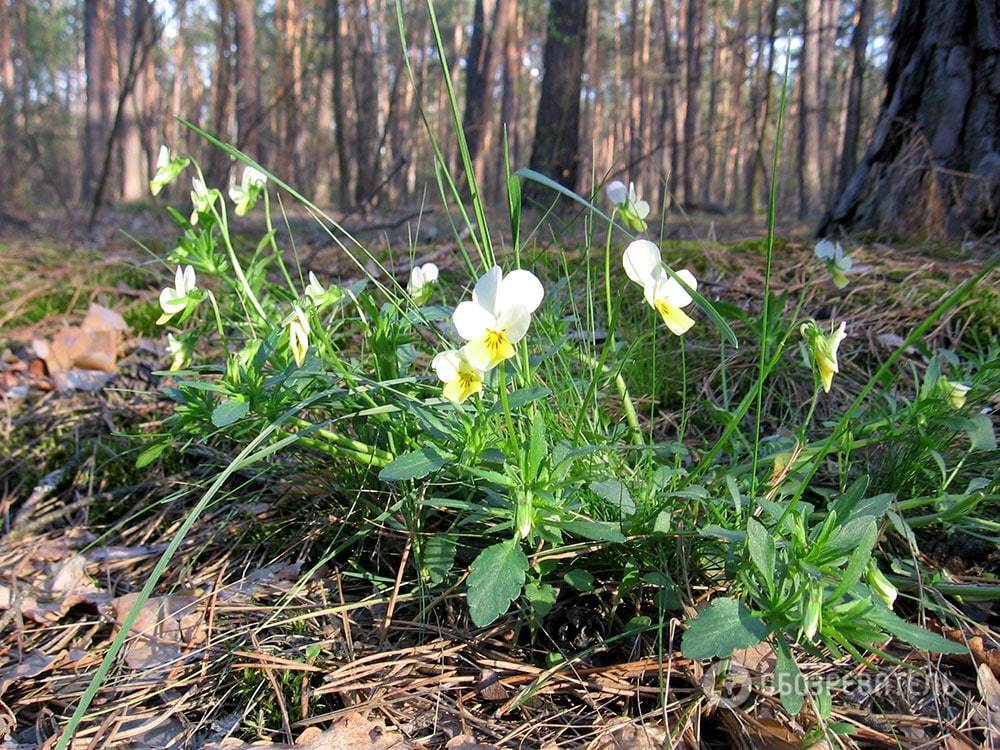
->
[2, 0, 889, 228]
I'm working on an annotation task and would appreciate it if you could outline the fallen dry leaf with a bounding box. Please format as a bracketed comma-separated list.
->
[0, 651, 60, 697]
[731, 641, 777, 674]
[106, 593, 206, 671]
[204, 712, 411, 749]
[588, 721, 666, 750]
[445, 736, 496, 750]
[0, 553, 104, 623]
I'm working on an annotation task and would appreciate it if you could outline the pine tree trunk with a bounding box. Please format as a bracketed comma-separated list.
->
[81, 0, 105, 200]
[822, 0, 1000, 238]
[233, 0, 261, 160]
[796, 0, 821, 217]
[328, 0, 351, 204]
[681, 0, 702, 204]
[527, 0, 588, 195]
[836, 0, 872, 197]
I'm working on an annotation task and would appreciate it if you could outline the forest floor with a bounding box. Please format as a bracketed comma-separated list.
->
[1, 211, 998, 749]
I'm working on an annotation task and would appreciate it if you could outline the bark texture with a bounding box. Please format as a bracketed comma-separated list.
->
[527, 0, 588, 195]
[822, 0, 1000, 238]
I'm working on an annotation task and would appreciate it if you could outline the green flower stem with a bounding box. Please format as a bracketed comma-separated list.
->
[290, 418, 393, 465]
[603, 207, 617, 348]
[264, 189, 297, 294]
[292, 432, 390, 468]
[204, 289, 226, 341]
[213, 201, 267, 321]
[572, 349, 643, 446]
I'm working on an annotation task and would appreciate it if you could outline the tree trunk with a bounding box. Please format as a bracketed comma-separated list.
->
[681, 0, 702, 204]
[796, 0, 821, 217]
[328, 0, 351, 204]
[81, 0, 105, 200]
[526, 0, 588, 196]
[744, 0, 778, 215]
[351, 0, 379, 203]
[233, 0, 261, 160]
[462, 0, 496, 174]
[835, 0, 873, 197]
[822, 0, 1000, 238]
[206, 0, 233, 187]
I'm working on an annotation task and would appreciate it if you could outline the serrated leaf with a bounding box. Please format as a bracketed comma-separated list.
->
[866, 606, 967, 654]
[680, 598, 768, 660]
[467, 541, 529, 627]
[746, 518, 775, 592]
[378, 446, 447, 482]
[212, 398, 249, 427]
[590, 479, 636, 517]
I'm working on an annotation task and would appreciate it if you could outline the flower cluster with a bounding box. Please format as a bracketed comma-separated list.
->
[433, 266, 544, 403]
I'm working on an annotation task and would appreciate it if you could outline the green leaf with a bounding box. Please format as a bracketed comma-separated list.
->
[561, 519, 626, 543]
[775, 642, 805, 715]
[487, 386, 550, 415]
[866, 606, 967, 654]
[564, 569, 595, 591]
[680, 598, 768, 660]
[746, 518, 775, 592]
[964, 414, 997, 452]
[525, 411, 547, 483]
[590, 479, 636, 517]
[378, 446, 448, 482]
[135, 442, 167, 469]
[421, 536, 457, 586]
[828, 520, 877, 601]
[524, 581, 557, 618]
[467, 540, 529, 627]
[212, 398, 249, 427]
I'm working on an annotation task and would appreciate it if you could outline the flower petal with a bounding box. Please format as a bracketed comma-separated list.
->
[181, 265, 196, 293]
[657, 303, 696, 336]
[498, 304, 531, 344]
[422, 263, 439, 283]
[499, 269, 544, 315]
[606, 180, 627, 205]
[661, 268, 696, 308]
[471, 266, 503, 316]
[160, 288, 185, 314]
[452, 300, 493, 342]
[432, 349, 461, 383]
[623, 239, 662, 286]
[635, 199, 650, 220]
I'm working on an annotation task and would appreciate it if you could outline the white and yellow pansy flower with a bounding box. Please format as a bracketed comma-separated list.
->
[287, 305, 310, 367]
[801, 320, 847, 393]
[229, 165, 268, 216]
[622, 239, 698, 335]
[453, 266, 544, 371]
[815, 239, 853, 289]
[606, 179, 651, 232]
[190, 177, 218, 224]
[938, 377, 970, 410]
[150, 145, 190, 196]
[158, 265, 198, 325]
[407, 262, 440, 305]
[432, 348, 485, 404]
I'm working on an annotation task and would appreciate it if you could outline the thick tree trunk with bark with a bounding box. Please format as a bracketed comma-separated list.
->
[822, 0, 1000, 238]
[836, 0, 873, 197]
[233, 0, 260, 160]
[527, 0, 588, 196]
[796, 0, 821, 217]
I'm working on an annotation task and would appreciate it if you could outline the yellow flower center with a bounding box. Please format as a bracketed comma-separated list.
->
[468, 328, 516, 368]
